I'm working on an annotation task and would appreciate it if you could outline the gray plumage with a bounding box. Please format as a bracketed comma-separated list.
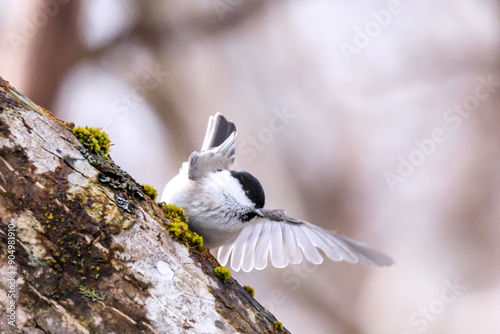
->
[187, 133, 235, 180]
[187, 114, 236, 180]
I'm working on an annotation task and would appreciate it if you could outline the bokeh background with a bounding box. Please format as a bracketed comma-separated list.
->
[1, 1, 500, 333]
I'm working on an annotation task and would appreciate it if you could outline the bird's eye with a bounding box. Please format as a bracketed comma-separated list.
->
[245, 190, 251, 197]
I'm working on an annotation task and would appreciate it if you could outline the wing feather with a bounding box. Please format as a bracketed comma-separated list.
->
[217, 235, 237, 267]
[269, 222, 287, 268]
[282, 223, 303, 265]
[296, 224, 324, 264]
[241, 222, 264, 272]
[230, 225, 254, 272]
[333, 233, 394, 266]
[217, 210, 394, 271]
[301, 225, 347, 262]
[253, 222, 273, 270]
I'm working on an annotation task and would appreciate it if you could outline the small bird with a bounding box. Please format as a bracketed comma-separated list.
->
[162, 113, 393, 272]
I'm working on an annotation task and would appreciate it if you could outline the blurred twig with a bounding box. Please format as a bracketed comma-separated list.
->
[23, 0, 83, 110]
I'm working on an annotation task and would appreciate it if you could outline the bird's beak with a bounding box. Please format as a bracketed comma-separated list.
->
[253, 208, 265, 218]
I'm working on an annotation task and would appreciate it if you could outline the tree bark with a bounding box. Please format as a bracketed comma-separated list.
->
[0, 76, 288, 334]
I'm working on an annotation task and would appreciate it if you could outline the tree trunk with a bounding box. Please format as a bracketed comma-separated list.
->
[0, 76, 288, 334]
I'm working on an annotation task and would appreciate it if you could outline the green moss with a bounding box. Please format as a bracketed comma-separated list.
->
[243, 285, 255, 297]
[160, 204, 203, 250]
[73, 126, 111, 159]
[79, 285, 106, 302]
[142, 184, 158, 201]
[162, 203, 188, 223]
[274, 321, 283, 331]
[214, 266, 231, 281]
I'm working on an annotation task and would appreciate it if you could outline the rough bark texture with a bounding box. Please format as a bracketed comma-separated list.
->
[0, 76, 289, 334]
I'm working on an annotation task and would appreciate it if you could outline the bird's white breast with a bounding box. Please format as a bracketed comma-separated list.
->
[161, 168, 250, 248]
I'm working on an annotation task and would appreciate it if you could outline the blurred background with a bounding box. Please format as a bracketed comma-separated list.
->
[1, 1, 500, 333]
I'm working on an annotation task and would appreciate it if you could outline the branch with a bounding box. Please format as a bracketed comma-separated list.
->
[0, 76, 288, 333]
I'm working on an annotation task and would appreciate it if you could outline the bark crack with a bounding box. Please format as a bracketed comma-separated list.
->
[27, 283, 90, 334]
[32, 318, 49, 334]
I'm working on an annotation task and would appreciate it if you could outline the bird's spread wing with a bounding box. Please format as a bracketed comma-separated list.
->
[188, 113, 236, 180]
[217, 209, 394, 272]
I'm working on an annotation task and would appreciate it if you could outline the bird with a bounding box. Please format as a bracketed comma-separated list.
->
[161, 113, 394, 272]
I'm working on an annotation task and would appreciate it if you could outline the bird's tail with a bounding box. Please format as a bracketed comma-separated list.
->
[201, 113, 237, 151]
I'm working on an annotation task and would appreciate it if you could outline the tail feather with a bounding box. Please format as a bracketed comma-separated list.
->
[201, 113, 236, 151]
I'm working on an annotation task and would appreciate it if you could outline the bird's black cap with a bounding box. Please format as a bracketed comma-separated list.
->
[230, 170, 265, 209]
